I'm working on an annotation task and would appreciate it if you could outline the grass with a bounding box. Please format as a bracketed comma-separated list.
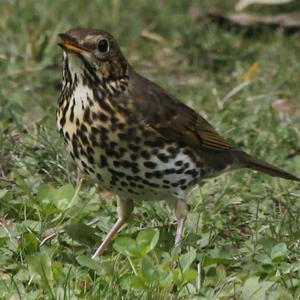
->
[1, 0, 300, 299]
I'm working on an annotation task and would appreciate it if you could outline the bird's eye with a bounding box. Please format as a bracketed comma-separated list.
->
[98, 39, 109, 53]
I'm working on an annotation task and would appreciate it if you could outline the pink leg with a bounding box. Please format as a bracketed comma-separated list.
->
[92, 198, 133, 259]
[174, 199, 188, 246]
[175, 216, 187, 246]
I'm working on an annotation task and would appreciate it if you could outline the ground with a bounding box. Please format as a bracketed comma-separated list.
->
[1, 0, 300, 299]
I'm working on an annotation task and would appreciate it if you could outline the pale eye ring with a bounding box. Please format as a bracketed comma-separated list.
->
[98, 38, 109, 53]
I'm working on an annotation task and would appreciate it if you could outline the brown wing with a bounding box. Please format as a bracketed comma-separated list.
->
[118, 69, 233, 152]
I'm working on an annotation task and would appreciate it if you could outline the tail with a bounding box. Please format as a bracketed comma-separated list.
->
[238, 152, 300, 181]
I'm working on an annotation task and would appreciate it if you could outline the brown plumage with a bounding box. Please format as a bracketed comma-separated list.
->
[57, 27, 299, 258]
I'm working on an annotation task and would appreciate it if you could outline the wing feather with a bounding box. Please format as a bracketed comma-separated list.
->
[115, 69, 234, 152]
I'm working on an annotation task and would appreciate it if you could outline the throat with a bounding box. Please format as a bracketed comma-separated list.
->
[57, 75, 94, 133]
[57, 58, 130, 137]
[73, 80, 94, 109]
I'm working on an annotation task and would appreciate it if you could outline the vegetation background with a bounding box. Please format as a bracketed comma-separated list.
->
[1, 0, 300, 299]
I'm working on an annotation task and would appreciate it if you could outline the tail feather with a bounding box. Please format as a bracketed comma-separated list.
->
[239, 152, 300, 181]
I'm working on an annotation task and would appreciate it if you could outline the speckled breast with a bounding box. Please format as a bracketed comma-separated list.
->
[57, 83, 205, 201]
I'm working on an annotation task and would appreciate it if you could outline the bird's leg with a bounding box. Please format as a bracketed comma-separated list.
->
[92, 198, 134, 259]
[175, 217, 187, 246]
[174, 199, 188, 246]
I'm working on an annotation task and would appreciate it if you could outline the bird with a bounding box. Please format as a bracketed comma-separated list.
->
[56, 27, 299, 259]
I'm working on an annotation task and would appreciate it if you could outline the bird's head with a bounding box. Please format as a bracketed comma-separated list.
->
[58, 27, 129, 86]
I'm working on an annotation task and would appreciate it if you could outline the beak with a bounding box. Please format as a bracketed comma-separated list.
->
[57, 33, 90, 53]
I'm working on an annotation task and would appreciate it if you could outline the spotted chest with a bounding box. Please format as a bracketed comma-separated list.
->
[57, 80, 207, 201]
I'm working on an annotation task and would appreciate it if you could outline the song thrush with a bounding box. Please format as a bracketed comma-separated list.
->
[57, 28, 299, 258]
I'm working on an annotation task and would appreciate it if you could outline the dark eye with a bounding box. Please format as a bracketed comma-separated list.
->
[98, 39, 109, 53]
